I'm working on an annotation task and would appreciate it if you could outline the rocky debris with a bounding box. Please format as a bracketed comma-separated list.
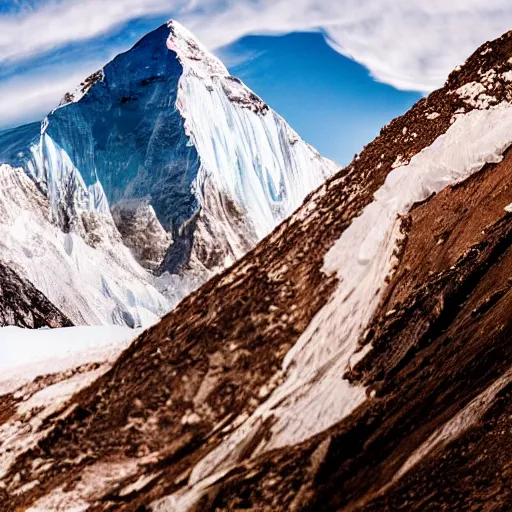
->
[192, 130, 512, 512]
[111, 200, 172, 270]
[0, 262, 72, 328]
[221, 76, 270, 115]
[60, 70, 105, 106]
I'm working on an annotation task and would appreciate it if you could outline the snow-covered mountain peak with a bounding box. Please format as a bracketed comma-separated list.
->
[167, 20, 269, 114]
[4, 21, 512, 512]
[167, 20, 229, 78]
[0, 22, 338, 326]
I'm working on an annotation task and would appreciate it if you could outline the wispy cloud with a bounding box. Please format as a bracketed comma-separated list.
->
[1, 0, 512, 128]
[0, 62, 103, 129]
[181, 0, 512, 92]
[0, 0, 177, 64]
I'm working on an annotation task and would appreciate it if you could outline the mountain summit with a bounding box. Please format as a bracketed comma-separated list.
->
[3, 21, 512, 512]
[0, 21, 337, 326]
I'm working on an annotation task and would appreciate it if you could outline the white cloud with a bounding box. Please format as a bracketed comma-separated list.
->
[1, 0, 512, 128]
[181, 0, 512, 92]
[0, 0, 177, 63]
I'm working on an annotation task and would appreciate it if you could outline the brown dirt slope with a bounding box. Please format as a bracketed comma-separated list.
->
[205, 143, 512, 512]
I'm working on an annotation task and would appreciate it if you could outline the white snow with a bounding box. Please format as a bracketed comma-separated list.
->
[456, 81, 496, 109]
[0, 325, 139, 395]
[392, 155, 408, 168]
[168, 20, 337, 248]
[456, 81, 486, 101]
[26, 460, 143, 512]
[0, 164, 169, 326]
[27, 132, 110, 218]
[170, 102, 512, 507]
[59, 70, 105, 108]
[481, 68, 497, 83]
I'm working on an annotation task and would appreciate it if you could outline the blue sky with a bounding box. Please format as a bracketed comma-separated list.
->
[0, 15, 419, 166]
[1, 1, 511, 165]
[218, 33, 420, 165]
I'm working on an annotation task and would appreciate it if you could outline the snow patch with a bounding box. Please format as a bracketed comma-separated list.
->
[502, 70, 512, 82]
[0, 325, 139, 395]
[392, 155, 408, 168]
[26, 460, 142, 512]
[456, 81, 496, 109]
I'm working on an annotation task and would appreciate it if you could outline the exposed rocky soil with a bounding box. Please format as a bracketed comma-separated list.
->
[2, 29, 512, 512]
[0, 262, 72, 328]
[203, 148, 512, 512]
[111, 200, 172, 270]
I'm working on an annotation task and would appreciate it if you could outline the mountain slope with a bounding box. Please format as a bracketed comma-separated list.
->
[0, 21, 337, 326]
[2, 27, 512, 512]
[0, 261, 72, 329]
[0, 163, 168, 327]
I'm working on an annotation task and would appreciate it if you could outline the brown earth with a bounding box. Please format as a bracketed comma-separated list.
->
[204, 140, 512, 512]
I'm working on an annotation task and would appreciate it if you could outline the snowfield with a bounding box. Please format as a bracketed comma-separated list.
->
[0, 325, 140, 395]
[0, 325, 141, 484]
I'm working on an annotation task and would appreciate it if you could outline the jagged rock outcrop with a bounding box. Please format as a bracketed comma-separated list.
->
[2, 27, 512, 512]
[111, 200, 172, 271]
[0, 262, 72, 328]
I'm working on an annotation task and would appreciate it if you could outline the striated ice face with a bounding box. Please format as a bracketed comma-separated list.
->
[0, 25, 199, 238]
[169, 20, 338, 264]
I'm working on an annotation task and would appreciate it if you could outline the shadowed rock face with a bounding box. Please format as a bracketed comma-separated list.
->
[2, 30, 512, 512]
[0, 262, 72, 328]
[111, 200, 172, 271]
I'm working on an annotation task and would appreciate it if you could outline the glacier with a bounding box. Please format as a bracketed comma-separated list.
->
[0, 21, 337, 325]
[0, 164, 169, 327]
